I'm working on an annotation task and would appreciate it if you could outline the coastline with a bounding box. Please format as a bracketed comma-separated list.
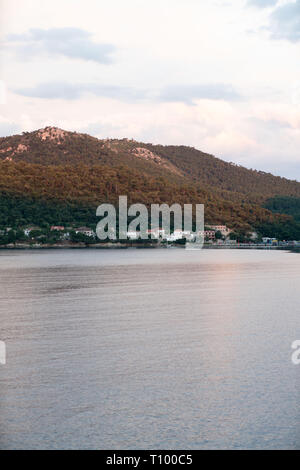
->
[0, 242, 295, 251]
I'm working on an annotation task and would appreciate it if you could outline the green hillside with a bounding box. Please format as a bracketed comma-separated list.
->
[0, 126, 299, 239]
[264, 196, 300, 223]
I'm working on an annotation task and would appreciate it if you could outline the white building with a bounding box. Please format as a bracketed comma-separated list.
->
[199, 230, 215, 240]
[262, 237, 278, 245]
[147, 228, 161, 239]
[164, 230, 184, 242]
[206, 225, 231, 236]
[127, 231, 139, 240]
[61, 232, 70, 240]
[24, 226, 41, 237]
[249, 232, 258, 240]
[182, 230, 197, 240]
[75, 227, 95, 238]
[173, 229, 184, 239]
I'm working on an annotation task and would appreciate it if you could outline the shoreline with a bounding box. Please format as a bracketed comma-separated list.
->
[0, 243, 296, 251]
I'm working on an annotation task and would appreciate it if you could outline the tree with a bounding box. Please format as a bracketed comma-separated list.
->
[215, 231, 223, 240]
[16, 229, 26, 241]
[7, 230, 16, 244]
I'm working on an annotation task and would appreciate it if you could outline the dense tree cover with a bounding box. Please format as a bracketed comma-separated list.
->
[0, 127, 300, 240]
[264, 196, 300, 222]
[145, 144, 300, 203]
[0, 161, 288, 232]
[0, 194, 98, 228]
[0, 129, 183, 184]
[254, 220, 300, 241]
[1, 127, 300, 205]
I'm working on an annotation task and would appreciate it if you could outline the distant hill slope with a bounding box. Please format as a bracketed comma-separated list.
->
[144, 144, 300, 203]
[0, 127, 185, 182]
[264, 196, 300, 223]
[0, 126, 299, 238]
[1, 126, 299, 203]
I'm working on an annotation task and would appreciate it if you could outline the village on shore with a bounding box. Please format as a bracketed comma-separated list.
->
[0, 224, 299, 249]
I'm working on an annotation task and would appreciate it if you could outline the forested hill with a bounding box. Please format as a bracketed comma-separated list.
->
[0, 126, 299, 238]
[1, 126, 299, 203]
[146, 144, 300, 203]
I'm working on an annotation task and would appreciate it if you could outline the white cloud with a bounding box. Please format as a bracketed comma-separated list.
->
[159, 84, 242, 104]
[247, 0, 279, 8]
[14, 81, 149, 102]
[13, 80, 241, 105]
[0, 0, 299, 179]
[268, 0, 300, 42]
[5, 27, 116, 63]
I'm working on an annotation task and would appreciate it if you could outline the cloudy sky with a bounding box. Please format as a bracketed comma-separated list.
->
[0, 0, 300, 179]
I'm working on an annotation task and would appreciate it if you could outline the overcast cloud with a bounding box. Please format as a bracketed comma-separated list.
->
[159, 84, 241, 105]
[15, 81, 241, 105]
[0, 0, 299, 180]
[15, 81, 148, 102]
[247, 0, 278, 8]
[6, 27, 116, 63]
[268, 0, 300, 42]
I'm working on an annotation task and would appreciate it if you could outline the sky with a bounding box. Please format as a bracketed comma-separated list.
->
[0, 0, 299, 180]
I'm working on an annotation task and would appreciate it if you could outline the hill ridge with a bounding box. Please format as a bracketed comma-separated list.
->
[0, 127, 299, 239]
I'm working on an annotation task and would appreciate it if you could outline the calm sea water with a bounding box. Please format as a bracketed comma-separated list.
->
[0, 248, 299, 450]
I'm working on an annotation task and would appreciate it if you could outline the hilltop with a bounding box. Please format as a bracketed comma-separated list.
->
[0, 126, 299, 239]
